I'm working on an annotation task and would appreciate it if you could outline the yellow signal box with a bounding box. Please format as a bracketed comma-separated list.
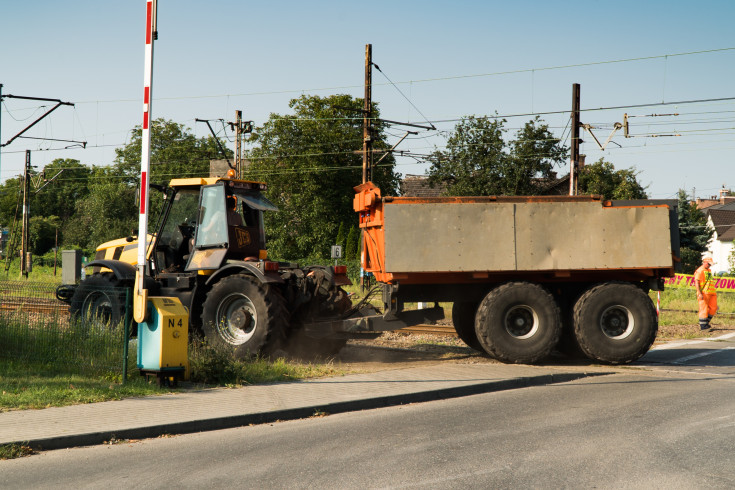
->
[137, 296, 189, 385]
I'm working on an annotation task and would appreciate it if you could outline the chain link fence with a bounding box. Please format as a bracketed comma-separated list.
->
[0, 281, 134, 380]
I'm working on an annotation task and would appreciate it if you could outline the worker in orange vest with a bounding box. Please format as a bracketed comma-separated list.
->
[694, 255, 717, 330]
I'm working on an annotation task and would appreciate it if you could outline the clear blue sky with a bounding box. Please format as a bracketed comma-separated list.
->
[2, 0, 734, 199]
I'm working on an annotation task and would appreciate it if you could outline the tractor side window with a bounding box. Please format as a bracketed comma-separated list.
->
[195, 185, 228, 247]
[234, 191, 278, 229]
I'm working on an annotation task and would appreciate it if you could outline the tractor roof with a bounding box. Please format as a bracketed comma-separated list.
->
[169, 177, 266, 190]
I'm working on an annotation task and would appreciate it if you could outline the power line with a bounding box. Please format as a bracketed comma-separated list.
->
[35, 46, 731, 106]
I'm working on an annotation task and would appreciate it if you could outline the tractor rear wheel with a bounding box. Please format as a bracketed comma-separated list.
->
[69, 274, 130, 334]
[572, 282, 657, 364]
[475, 282, 561, 364]
[286, 286, 352, 358]
[201, 274, 288, 358]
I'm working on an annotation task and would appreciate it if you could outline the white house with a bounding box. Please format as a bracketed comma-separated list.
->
[705, 207, 735, 274]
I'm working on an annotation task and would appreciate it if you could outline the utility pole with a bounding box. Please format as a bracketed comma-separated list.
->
[362, 44, 372, 184]
[569, 83, 581, 196]
[228, 110, 252, 179]
[20, 151, 30, 278]
[235, 110, 242, 178]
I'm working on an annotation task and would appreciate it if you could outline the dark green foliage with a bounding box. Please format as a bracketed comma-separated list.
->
[245, 94, 400, 260]
[677, 189, 713, 273]
[113, 118, 230, 186]
[33, 159, 92, 222]
[345, 226, 358, 261]
[577, 158, 648, 200]
[335, 222, 346, 251]
[428, 115, 567, 196]
[29, 215, 62, 256]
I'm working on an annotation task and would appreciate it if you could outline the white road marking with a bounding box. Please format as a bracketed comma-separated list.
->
[672, 347, 735, 364]
[653, 331, 735, 350]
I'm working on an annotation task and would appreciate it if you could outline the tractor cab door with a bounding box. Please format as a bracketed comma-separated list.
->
[185, 184, 229, 271]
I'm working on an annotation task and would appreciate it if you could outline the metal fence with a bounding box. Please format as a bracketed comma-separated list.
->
[0, 281, 134, 381]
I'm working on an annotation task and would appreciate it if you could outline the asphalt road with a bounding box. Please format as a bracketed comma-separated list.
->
[3, 335, 735, 489]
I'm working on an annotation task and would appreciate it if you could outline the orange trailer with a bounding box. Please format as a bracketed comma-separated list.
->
[347, 181, 679, 365]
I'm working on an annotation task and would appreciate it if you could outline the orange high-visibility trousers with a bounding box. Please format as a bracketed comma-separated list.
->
[698, 293, 718, 319]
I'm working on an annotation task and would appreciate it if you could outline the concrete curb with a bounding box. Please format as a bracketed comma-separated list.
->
[20, 371, 607, 452]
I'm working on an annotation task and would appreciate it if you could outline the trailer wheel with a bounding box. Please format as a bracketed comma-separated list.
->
[69, 274, 130, 333]
[573, 282, 657, 364]
[451, 302, 483, 351]
[475, 282, 561, 364]
[201, 275, 288, 359]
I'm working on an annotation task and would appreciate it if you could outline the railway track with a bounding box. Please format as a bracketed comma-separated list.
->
[0, 297, 69, 316]
[395, 324, 457, 336]
[1, 296, 459, 337]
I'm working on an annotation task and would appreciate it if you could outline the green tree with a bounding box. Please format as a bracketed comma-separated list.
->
[677, 189, 713, 274]
[32, 159, 92, 223]
[245, 94, 400, 260]
[507, 116, 569, 195]
[0, 176, 23, 230]
[345, 226, 358, 261]
[113, 118, 231, 186]
[0, 159, 92, 253]
[62, 166, 139, 249]
[335, 222, 346, 252]
[29, 215, 62, 255]
[427, 115, 567, 196]
[577, 158, 648, 200]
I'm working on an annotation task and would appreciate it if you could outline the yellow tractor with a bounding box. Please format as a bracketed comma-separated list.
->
[57, 175, 354, 357]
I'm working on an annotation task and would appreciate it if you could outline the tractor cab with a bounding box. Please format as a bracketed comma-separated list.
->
[152, 177, 277, 274]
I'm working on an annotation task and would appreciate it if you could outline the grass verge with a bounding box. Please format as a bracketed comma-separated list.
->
[0, 443, 34, 460]
[0, 360, 165, 411]
[0, 343, 348, 413]
[188, 341, 347, 386]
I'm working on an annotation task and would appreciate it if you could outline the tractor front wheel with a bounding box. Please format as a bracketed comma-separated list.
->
[69, 274, 130, 333]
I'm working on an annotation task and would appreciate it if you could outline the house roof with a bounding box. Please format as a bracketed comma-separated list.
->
[708, 209, 735, 241]
[400, 174, 447, 197]
[697, 199, 720, 210]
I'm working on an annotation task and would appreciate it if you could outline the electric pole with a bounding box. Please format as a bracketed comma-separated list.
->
[228, 110, 252, 179]
[362, 44, 373, 184]
[235, 110, 242, 178]
[20, 151, 30, 278]
[569, 83, 581, 196]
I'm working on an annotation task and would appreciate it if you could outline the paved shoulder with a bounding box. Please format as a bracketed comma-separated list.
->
[0, 364, 607, 451]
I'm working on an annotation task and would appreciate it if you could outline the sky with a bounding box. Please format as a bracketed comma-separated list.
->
[1, 0, 734, 200]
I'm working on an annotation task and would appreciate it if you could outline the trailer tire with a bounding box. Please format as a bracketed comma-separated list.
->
[451, 302, 483, 351]
[573, 282, 657, 364]
[69, 274, 131, 334]
[475, 282, 561, 364]
[201, 274, 288, 359]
